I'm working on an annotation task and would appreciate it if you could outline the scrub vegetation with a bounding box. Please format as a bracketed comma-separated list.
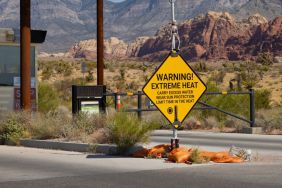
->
[0, 108, 159, 149]
[30, 56, 282, 135]
[1, 56, 281, 147]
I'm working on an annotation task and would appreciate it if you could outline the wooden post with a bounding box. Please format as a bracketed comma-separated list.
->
[97, 0, 104, 85]
[20, 0, 31, 110]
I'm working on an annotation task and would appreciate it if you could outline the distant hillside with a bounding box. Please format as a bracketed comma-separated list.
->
[64, 12, 282, 62]
[0, 0, 281, 52]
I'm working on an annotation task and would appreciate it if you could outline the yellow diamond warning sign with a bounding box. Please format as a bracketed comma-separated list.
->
[143, 53, 206, 124]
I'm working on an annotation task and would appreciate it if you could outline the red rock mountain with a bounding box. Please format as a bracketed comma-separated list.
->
[137, 12, 282, 61]
[65, 12, 282, 61]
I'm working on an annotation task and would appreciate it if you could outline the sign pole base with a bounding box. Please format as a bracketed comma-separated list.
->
[171, 129, 179, 151]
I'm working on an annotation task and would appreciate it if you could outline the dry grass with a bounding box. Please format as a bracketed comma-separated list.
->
[0, 108, 111, 144]
[35, 57, 282, 134]
[256, 107, 282, 134]
[38, 58, 282, 105]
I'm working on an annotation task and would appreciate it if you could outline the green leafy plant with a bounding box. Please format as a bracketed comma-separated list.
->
[0, 113, 26, 145]
[107, 112, 157, 154]
[38, 83, 60, 112]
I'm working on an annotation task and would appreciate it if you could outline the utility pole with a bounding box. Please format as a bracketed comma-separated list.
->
[20, 0, 31, 110]
[97, 0, 104, 85]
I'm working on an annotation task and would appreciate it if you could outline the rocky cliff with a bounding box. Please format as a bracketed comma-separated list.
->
[0, 0, 281, 52]
[65, 12, 281, 61]
[64, 36, 149, 60]
[137, 12, 282, 61]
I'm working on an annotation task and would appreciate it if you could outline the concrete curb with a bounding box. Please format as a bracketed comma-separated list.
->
[19, 139, 144, 155]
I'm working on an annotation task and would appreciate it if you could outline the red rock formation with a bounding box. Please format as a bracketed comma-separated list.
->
[137, 12, 281, 61]
[64, 12, 281, 62]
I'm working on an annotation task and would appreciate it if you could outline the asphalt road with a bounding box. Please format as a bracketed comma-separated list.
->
[1, 145, 282, 188]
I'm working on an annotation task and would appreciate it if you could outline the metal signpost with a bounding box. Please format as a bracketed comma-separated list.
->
[143, 0, 207, 150]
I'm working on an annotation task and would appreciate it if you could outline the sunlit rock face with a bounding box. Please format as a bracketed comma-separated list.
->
[0, 0, 281, 53]
[137, 13, 282, 61]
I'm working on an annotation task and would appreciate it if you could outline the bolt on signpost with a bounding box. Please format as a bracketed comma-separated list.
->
[143, 0, 207, 150]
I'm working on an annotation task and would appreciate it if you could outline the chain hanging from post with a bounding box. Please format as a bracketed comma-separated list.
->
[169, 0, 180, 52]
[169, 0, 180, 150]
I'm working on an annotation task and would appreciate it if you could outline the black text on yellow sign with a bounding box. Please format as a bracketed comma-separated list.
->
[143, 53, 206, 124]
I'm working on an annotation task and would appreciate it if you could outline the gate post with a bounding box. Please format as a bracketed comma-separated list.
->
[137, 91, 142, 119]
[249, 89, 255, 128]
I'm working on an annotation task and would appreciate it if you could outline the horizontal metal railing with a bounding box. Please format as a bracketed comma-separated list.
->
[103, 89, 255, 128]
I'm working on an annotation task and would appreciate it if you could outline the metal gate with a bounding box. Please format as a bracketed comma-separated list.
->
[104, 89, 255, 128]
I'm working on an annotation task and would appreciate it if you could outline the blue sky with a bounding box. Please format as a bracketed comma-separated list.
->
[109, 0, 126, 2]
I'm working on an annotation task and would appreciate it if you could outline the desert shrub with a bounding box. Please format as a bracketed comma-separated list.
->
[51, 61, 72, 76]
[237, 61, 269, 89]
[201, 116, 219, 130]
[107, 112, 157, 154]
[255, 89, 271, 109]
[0, 112, 30, 145]
[211, 70, 226, 85]
[25, 108, 73, 140]
[116, 81, 126, 91]
[142, 112, 168, 129]
[86, 61, 97, 70]
[41, 67, 53, 80]
[51, 78, 86, 109]
[201, 93, 250, 121]
[39, 60, 73, 79]
[224, 117, 248, 132]
[192, 61, 208, 72]
[126, 81, 139, 90]
[29, 113, 65, 140]
[85, 71, 94, 82]
[256, 107, 282, 134]
[73, 113, 106, 135]
[119, 68, 126, 80]
[256, 52, 275, 66]
[38, 83, 60, 112]
[108, 66, 115, 73]
[183, 117, 201, 130]
[238, 61, 259, 89]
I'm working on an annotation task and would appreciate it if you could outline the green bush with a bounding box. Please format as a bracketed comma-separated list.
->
[0, 113, 26, 145]
[255, 89, 271, 110]
[200, 81, 271, 121]
[38, 83, 60, 112]
[107, 112, 157, 154]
